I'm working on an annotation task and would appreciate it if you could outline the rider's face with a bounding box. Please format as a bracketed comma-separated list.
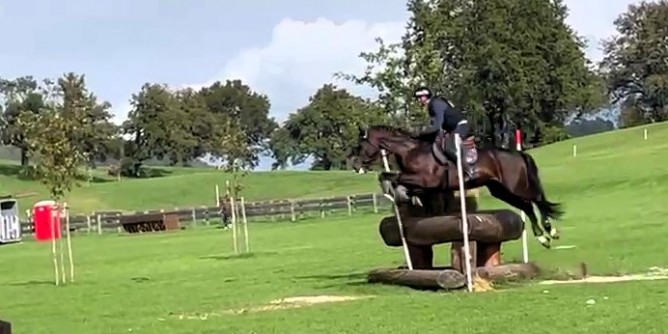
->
[417, 96, 429, 106]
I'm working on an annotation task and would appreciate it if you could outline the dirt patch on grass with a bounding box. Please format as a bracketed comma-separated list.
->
[538, 266, 668, 285]
[171, 294, 374, 320]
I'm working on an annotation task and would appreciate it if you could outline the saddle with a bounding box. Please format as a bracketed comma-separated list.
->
[432, 133, 478, 166]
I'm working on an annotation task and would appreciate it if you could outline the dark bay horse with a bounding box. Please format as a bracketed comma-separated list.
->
[351, 125, 563, 248]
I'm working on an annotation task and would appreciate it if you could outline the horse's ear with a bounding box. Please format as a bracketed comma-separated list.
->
[358, 124, 367, 137]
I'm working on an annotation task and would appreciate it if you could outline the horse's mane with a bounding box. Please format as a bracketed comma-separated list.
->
[368, 124, 413, 137]
[370, 124, 520, 153]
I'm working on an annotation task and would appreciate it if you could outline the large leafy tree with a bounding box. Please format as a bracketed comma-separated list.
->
[600, 0, 668, 127]
[197, 80, 278, 167]
[57, 73, 117, 167]
[0, 76, 46, 167]
[269, 84, 388, 170]
[122, 83, 194, 176]
[18, 80, 89, 200]
[341, 0, 604, 147]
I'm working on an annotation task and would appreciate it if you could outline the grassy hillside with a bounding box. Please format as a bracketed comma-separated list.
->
[1, 122, 668, 333]
[0, 163, 380, 215]
[1, 122, 667, 215]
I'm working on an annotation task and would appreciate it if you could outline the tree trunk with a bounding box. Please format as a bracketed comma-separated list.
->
[20, 148, 29, 167]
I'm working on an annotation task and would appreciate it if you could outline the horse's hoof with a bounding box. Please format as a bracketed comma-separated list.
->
[395, 185, 410, 202]
[394, 193, 409, 203]
[550, 228, 560, 240]
[538, 236, 551, 249]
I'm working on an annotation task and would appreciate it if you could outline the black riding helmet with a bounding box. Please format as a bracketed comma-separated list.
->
[413, 86, 432, 99]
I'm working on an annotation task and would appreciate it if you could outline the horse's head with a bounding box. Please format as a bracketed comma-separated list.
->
[350, 125, 412, 174]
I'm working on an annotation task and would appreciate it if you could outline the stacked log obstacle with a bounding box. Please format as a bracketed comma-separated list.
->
[119, 213, 181, 234]
[368, 190, 540, 291]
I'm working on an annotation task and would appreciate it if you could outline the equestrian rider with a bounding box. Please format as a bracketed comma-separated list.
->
[412, 86, 477, 181]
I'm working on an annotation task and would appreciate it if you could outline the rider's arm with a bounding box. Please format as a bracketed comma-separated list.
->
[417, 99, 446, 135]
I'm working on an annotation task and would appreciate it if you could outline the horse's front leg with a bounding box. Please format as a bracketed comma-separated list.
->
[378, 172, 421, 203]
[378, 171, 400, 201]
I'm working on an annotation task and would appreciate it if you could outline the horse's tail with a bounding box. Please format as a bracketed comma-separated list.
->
[518, 151, 564, 220]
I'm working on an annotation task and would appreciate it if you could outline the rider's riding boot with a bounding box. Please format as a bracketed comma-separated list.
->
[461, 147, 477, 181]
[464, 163, 477, 181]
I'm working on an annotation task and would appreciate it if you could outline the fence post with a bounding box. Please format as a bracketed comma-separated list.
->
[191, 207, 197, 227]
[319, 198, 325, 218]
[202, 206, 209, 225]
[372, 193, 378, 213]
[347, 196, 352, 216]
[86, 215, 92, 234]
[96, 214, 102, 234]
[290, 200, 296, 222]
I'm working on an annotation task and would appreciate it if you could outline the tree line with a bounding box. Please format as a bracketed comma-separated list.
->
[1, 0, 666, 194]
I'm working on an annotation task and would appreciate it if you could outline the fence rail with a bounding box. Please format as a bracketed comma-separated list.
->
[19, 192, 393, 235]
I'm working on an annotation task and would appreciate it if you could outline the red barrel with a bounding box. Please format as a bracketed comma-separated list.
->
[33, 200, 61, 242]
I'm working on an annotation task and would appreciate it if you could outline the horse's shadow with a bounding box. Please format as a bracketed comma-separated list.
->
[7, 280, 54, 286]
[294, 271, 370, 288]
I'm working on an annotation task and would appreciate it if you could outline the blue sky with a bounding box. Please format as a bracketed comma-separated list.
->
[0, 0, 640, 170]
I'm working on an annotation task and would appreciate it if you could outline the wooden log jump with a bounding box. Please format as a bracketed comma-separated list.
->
[119, 213, 181, 234]
[368, 190, 539, 290]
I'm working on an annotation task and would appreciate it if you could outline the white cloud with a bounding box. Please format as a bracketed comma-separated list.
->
[197, 17, 405, 123]
[197, 3, 640, 123]
[180, 4, 641, 170]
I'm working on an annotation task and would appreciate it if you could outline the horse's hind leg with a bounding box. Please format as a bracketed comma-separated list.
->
[486, 182, 551, 249]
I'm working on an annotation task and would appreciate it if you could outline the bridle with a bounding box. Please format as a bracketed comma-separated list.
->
[356, 129, 391, 173]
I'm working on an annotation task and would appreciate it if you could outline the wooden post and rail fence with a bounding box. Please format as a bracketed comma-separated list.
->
[18, 192, 394, 235]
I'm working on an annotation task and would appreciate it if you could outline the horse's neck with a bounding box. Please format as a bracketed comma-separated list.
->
[380, 136, 417, 169]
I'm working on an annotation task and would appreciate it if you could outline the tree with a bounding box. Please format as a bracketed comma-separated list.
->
[600, 0, 668, 127]
[18, 81, 88, 201]
[122, 83, 193, 176]
[269, 84, 388, 170]
[57, 73, 117, 168]
[335, 39, 419, 126]
[340, 0, 605, 146]
[0, 76, 46, 167]
[198, 80, 278, 168]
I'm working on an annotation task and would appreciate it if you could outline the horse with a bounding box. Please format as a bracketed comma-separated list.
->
[350, 125, 563, 248]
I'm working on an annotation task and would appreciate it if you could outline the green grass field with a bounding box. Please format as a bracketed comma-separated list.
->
[2, 122, 668, 333]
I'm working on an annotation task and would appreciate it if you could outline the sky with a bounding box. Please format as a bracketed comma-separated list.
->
[0, 0, 641, 170]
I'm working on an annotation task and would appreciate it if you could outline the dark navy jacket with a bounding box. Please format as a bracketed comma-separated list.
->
[417, 97, 465, 135]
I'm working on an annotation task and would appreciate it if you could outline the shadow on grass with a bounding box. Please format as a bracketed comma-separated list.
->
[7, 280, 55, 286]
[199, 251, 270, 261]
[73, 173, 116, 184]
[294, 271, 370, 288]
[131, 276, 152, 283]
[0, 164, 35, 181]
[73, 166, 174, 183]
[140, 167, 174, 179]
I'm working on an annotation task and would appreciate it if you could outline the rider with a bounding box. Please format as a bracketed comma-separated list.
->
[412, 86, 477, 180]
